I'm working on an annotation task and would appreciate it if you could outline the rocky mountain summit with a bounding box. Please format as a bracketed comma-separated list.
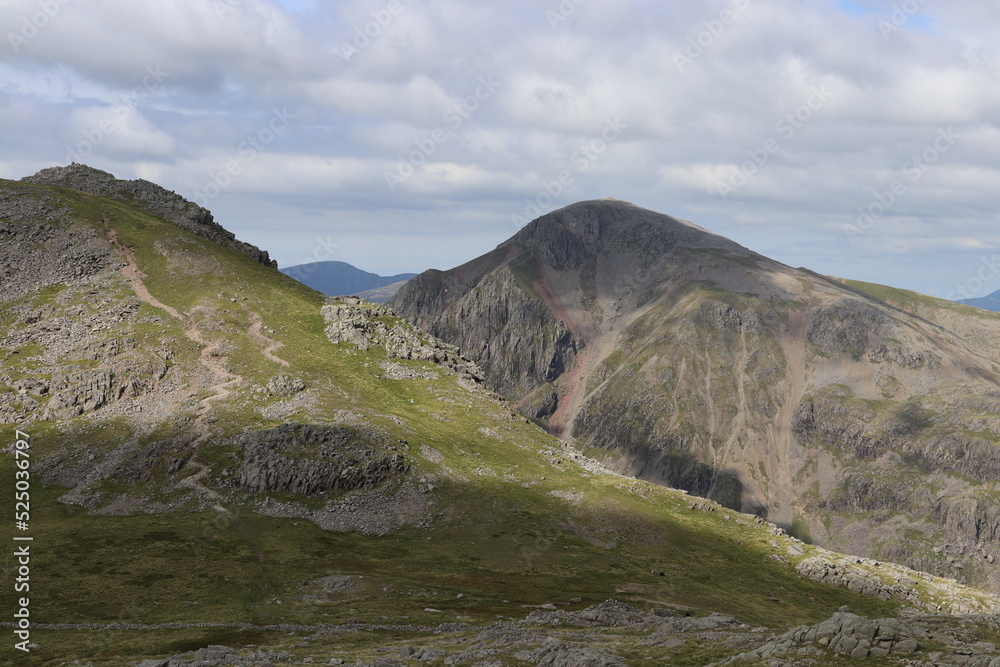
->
[23, 163, 276, 267]
[393, 199, 1000, 593]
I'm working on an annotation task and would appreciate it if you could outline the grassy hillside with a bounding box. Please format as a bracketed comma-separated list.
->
[1, 180, 996, 666]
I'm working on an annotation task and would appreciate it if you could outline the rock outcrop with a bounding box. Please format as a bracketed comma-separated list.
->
[231, 423, 408, 497]
[322, 297, 483, 381]
[714, 612, 923, 664]
[0, 186, 116, 302]
[393, 267, 580, 399]
[796, 551, 1000, 615]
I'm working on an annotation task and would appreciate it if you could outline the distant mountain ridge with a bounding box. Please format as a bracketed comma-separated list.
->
[959, 289, 1000, 311]
[282, 260, 416, 301]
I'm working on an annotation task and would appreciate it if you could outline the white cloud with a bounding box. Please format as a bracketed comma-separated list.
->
[2, 0, 1000, 297]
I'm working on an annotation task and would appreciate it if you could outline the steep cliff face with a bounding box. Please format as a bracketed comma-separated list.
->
[392, 199, 1000, 592]
[395, 267, 578, 400]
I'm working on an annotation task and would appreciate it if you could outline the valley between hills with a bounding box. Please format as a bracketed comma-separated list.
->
[4, 164, 1000, 666]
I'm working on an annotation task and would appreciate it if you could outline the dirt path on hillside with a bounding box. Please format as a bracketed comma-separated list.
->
[103, 221, 183, 320]
[248, 310, 290, 366]
[101, 215, 284, 507]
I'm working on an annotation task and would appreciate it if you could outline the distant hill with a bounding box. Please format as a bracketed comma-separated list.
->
[281, 260, 416, 298]
[354, 280, 411, 303]
[959, 289, 1000, 311]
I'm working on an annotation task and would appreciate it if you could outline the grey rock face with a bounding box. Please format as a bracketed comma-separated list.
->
[43, 369, 115, 420]
[23, 163, 277, 268]
[231, 423, 408, 497]
[795, 551, 1000, 615]
[525, 599, 663, 627]
[395, 267, 580, 400]
[134, 645, 292, 666]
[807, 301, 934, 369]
[33, 358, 168, 421]
[796, 556, 919, 604]
[398, 646, 442, 661]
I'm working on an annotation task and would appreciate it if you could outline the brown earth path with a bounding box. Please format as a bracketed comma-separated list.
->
[248, 310, 290, 367]
[101, 214, 284, 506]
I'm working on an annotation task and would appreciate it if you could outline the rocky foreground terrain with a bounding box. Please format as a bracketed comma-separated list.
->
[5, 166, 1000, 666]
[392, 199, 1000, 594]
[124, 599, 1000, 666]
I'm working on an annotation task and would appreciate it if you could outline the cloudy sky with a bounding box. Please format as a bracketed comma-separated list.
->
[2, 0, 998, 299]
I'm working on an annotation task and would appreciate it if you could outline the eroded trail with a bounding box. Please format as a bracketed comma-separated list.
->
[248, 310, 290, 367]
[103, 221, 182, 320]
[101, 215, 281, 506]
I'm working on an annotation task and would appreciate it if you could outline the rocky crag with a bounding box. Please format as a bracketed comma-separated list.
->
[392, 199, 1000, 592]
[322, 297, 483, 382]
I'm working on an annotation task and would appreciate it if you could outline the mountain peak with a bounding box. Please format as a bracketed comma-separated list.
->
[23, 162, 277, 268]
[505, 199, 750, 271]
